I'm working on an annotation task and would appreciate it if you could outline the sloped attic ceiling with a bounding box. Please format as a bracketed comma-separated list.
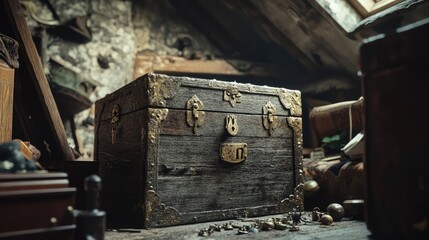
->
[169, 0, 360, 80]
[168, 0, 429, 87]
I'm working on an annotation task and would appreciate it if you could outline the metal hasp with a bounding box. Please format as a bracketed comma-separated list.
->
[186, 95, 205, 134]
[73, 174, 106, 240]
[111, 104, 120, 145]
[225, 114, 238, 136]
[220, 143, 247, 164]
[223, 86, 241, 107]
[263, 101, 278, 136]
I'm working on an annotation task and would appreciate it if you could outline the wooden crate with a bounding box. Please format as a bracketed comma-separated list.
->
[94, 73, 304, 228]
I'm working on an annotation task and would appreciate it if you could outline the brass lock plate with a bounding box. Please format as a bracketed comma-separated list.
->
[220, 143, 247, 164]
[225, 114, 238, 136]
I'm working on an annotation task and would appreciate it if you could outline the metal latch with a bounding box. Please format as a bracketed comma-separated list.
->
[186, 95, 205, 134]
[263, 101, 278, 136]
[111, 104, 120, 145]
[220, 143, 247, 164]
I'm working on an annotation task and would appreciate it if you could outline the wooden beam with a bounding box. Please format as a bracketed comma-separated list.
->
[134, 54, 298, 79]
[170, 0, 312, 74]
[2, 0, 75, 162]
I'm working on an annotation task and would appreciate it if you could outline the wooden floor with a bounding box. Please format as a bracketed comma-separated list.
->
[105, 213, 372, 240]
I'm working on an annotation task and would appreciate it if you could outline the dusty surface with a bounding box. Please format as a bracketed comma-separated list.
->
[105, 213, 371, 240]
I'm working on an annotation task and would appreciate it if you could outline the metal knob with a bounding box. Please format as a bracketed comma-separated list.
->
[84, 174, 102, 211]
[74, 174, 106, 240]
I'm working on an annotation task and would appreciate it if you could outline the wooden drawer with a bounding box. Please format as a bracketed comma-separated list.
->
[0, 172, 76, 239]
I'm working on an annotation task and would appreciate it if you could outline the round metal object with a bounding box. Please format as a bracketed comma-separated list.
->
[327, 203, 345, 221]
[224, 223, 234, 230]
[303, 180, 320, 197]
[343, 199, 364, 220]
[198, 229, 209, 237]
[237, 227, 249, 235]
[289, 224, 300, 231]
[320, 214, 333, 225]
[261, 221, 275, 231]
[274, 221, 288, 230]
[248, 226, 259, 233]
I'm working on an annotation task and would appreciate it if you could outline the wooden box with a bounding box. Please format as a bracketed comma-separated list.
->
[94, 73, 304, 228]
[361, 18, 429, 239]
[0, 172, 76, 239]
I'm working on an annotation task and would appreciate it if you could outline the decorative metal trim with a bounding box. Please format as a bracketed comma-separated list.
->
[223, 85, 242, 107]
[146, 108, 168, 194]
[144, 190, 181, 228]
[277, 89, 302, 117]
[278, 184, 304, 213]
[148, 108, 168, 144]
[111, 104, 120, 123]
[186, 95, 205, 134]
[278, 117, 304, 212]
[262, 101, 278, 136]
[147, 73, 181, 106]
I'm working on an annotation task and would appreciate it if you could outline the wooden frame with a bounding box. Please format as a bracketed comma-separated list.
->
[134, 54, 299, 80]
[348, 0, 404, 17]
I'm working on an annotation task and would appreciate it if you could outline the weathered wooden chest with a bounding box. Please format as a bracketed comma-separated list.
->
[94, 73, 304, 228]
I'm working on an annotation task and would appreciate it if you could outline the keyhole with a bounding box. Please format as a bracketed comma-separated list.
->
[231, 118, 236, 131]
[226, 115, 238, 136]
[236, 148, 243, 160]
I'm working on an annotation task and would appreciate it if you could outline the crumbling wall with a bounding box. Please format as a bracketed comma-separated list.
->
[23, 0, 135, 159]
[23, 0, 221, 160]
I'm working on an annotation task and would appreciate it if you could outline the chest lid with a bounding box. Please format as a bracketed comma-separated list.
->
[96, 73, 301, 121]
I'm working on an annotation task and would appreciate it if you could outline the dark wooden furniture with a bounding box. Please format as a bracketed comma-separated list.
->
[0, 33, 19, 143]
[309, 97, 364, 149]
[0, 0, 75, 163]
[0, 172, 76, 239]
[94, 73, 304, 228]
[63, 160, 100, 210]
[361, 18, 429, 239]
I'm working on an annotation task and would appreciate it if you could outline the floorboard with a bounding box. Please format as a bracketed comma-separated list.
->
[105, 212, 372, 240]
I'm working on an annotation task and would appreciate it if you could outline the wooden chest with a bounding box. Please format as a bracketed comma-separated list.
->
[94, 73, 304, 228]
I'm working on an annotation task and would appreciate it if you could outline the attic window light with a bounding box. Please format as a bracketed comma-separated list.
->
[348, 0, 404, 17]
[314, 0, 411, 33]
